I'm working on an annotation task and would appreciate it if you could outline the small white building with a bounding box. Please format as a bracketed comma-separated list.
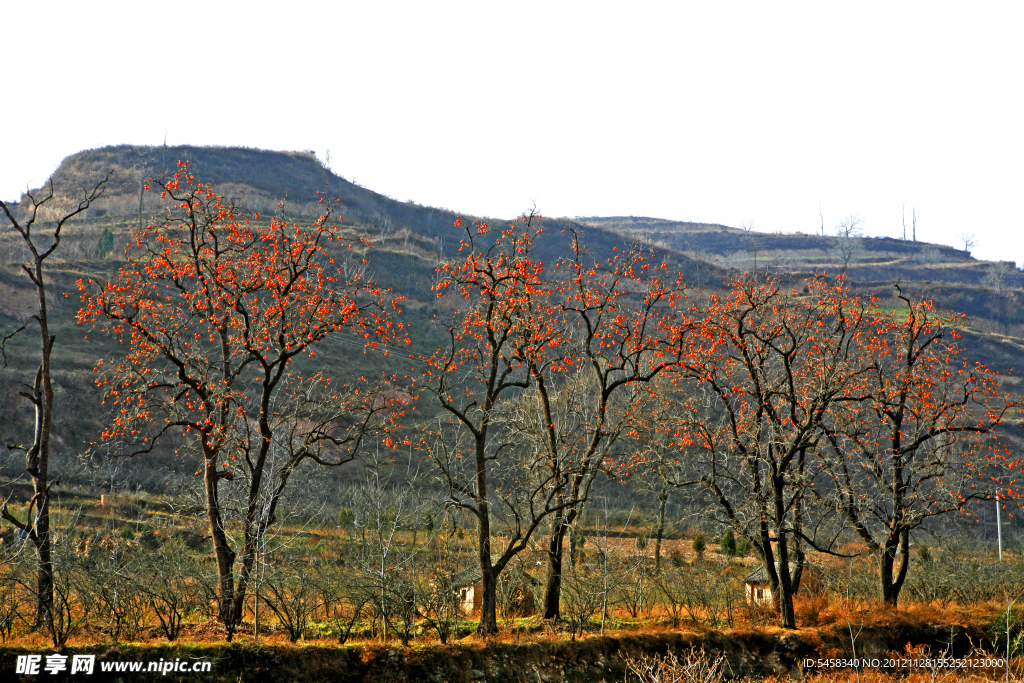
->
[448, 571, 483, 616]
[743, 566, 774, 606]
[743, 563, 819, 606]
[457, 580, 483, 616]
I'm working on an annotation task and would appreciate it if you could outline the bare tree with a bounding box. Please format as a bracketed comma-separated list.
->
[628, 400, 698, 573]
[42, 513, 99, 647]
[835, 214, 864, 240]
[0, 527, 34, 643]
[373, 209, 395, 243]
[982, 262, 1021, 297]
[0, 173, 109, 631]
[958, 231, 977, 254]
[341, 465, 429, 645]
[832, 215, 864, 272]
[81, 541, 150, 642]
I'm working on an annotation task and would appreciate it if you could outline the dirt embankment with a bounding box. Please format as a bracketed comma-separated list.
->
[2, 621, 986, 682]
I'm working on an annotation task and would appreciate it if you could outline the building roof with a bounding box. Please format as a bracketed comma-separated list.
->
[743, 562, 807, 583]
[450, 569, 483, 588]
[743, 566, 771, 583]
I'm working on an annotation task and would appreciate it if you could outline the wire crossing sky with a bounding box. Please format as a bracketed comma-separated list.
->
[4, 2, 1022, 266]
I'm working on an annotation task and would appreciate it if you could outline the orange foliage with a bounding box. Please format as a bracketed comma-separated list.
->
[77, 163, 406, 637]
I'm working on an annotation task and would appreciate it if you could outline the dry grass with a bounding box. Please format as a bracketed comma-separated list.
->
[791, 592, 1003, 632]
[778, 672, 1016, 683]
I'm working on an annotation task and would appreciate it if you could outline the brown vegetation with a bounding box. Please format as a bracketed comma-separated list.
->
[3, 147, 1024, 681]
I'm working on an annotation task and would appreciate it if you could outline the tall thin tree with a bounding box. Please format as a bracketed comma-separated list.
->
[1, 173, 109, 629]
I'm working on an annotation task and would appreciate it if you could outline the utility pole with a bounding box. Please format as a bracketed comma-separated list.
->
[997, 490, 1003, 562]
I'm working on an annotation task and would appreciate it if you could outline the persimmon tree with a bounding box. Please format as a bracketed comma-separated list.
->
[421, 217, 688, 632]
[817, 286, 1019, 606]
[666, 275, 875, 629]
[530, 231, 689, 620]
[78, 163, 404, 639]
[422, 215, 566, 635]
[1, 173, 109, 631]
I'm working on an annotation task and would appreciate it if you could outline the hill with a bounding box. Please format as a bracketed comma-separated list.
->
[8, 145, 1022, 321]
[1, 144, 1021, 496]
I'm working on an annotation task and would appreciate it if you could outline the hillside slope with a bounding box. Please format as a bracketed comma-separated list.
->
[1, 144, 1021, 496]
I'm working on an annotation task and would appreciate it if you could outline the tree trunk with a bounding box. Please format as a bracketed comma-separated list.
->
[204, 453, 237, 638]
[790, 450, 807, 596]
[475, 440, 498, 635]
[31, 269, 55, 629]
[230, 449, 271, 635]
[478, 566, 498, 635]
[764, 528, 796, 629]
[893, 529, 910, 603]
[882, 446, 911, 607]
[231, 540, 256, 636]
[542, 512, 569, 619]
[1, 178, 104, 636]
[879, 529, 910, 606]
[880, 545, 896, 606]
[776, 541, 797, 629]
[33, 495, 53, 629]
[476, 519, 498, 635]
[654, 489, 668, 573]
[771, 478, 797, 629]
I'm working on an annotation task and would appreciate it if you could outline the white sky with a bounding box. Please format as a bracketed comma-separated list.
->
[4, 1, 1022, 266]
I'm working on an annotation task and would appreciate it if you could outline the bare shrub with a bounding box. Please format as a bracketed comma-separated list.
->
[905, 543, 1003, 608]
[48, 530, 98, 648]
[258, 554, 321, 643]
[317, 553, 372, 645]
[950, 562, 1002, 606]
[81, 542, 149, 641]
[916, 247, 944, 265]
[496, 556, 539, 626]
[794, 593, 830, 627]
[0, 551, 32, 642]
[616, 562, 654, 618]
[654, 565, 688, 628]
[379, 573, 418, 647]
[825, 556, 878, 604]
[624, 648, 727, 683]
[561, 553, 611, 639]
[740, 600, 776, 627]
[654, 561, 736, 628]
[417, 558, 463, 642]
[139, 545, 207, 641]
[417, 528, 473, 643]
[340, 469, 430, 646]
